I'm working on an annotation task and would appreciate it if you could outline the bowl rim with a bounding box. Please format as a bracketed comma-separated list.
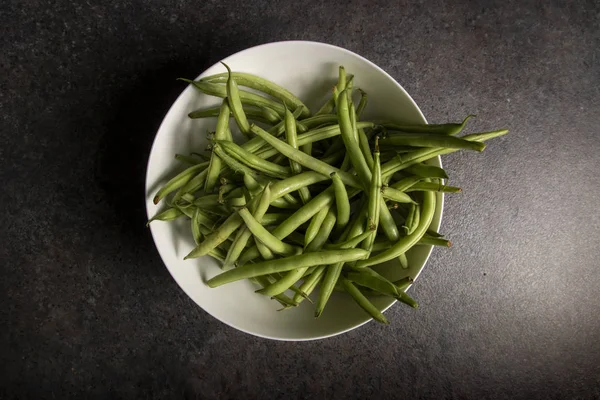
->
[145, 40, 444, 341]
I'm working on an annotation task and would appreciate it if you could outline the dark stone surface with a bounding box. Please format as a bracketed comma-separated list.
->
[2, 0, 599, 398]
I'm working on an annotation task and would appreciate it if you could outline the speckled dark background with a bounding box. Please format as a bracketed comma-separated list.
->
[2, 0, 600, 398]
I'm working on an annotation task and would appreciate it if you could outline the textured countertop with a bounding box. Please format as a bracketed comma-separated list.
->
[2, 0, 599, 398]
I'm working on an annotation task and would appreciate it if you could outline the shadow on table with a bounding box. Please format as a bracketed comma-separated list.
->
[94, 36, 261, 266]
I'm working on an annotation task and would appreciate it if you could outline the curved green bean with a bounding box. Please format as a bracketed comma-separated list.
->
[355, 190, 435, 268]
[207, 249, 369, 287]
[330, 172, 350, 231]
[341, 278, 389, 324]
[285, 107, 312, 204]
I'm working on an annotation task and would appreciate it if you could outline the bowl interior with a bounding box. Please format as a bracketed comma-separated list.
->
[145, 41, 443, 340]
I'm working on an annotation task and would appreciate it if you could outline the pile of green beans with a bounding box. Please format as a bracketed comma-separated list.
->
[149, 64, 508, 323]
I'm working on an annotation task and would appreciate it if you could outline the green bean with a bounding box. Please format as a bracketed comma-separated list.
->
[259, 208, 336, 297]
[381, 186, 415, 204]
[147, 207, 184, 225]
[341, 278, 389, 324]
[398, 253, 409, 269]
[188, 105, 274, 125]
[224, 184, 271, 268]
[192, 194, 221, 207]
[356, 89, 368, 117]
[381, 115, 475, 135]
[403, 203, 418, 235]
[223, 64, 251, 137]
[250, 124, 363, 189]
[355, 190, 435, 268]
[305, 205, 330, 247]
[216, 140, 291, 177]
[381, 129, 508, 178]
[417, 236, 452, 247]
[175, 154, 208, 165]
[180, 78, 286, 117]
[390, 176, 423, 191]
[378, 200, 401, 242]
[191, 208, 203, 244]
[404, 163, 449, 179]
[330, 172, 350, 231]
[362, 138, 381, 252]
[337, 89, 371, 187]
[184, 212, 243, 259]
[285, 107, 312, 204]
[406, 182, 461, 193]
[153, 163, 206, 204]
[380, 133, 486, 152]
[207, 249, 369, 287]
[259, 106, 281, 124]
[199, 71, 310, 117]
[238, 208, 299, 256]
[358, 128, 374, 169]
[315, 66, 346, 115]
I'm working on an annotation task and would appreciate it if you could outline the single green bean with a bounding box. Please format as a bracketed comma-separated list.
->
[363, 139, 381, 251]
[380, 133, 486, 152]
[330, 172, 350, 231]
[207, 249, 369, 287]
[341, 278, 389, 324]
[285, 107, 312, 204]
[222, 63, 251, 137]
[403, 203, 418, 235]
[381, 186, 415, 204]
[304, 206, 330, 247]
[381, 115, 475, 135]
[147, 207, 184, 225]
[398, 253, 409, 269]
[390, 176, 423, 191]
[175, 154, 208, 165]
[358, 128, 374, 170]
[199, 71, 310, 117]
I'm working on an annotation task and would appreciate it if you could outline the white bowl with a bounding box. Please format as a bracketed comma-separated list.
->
[145, 41, 443, 341]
